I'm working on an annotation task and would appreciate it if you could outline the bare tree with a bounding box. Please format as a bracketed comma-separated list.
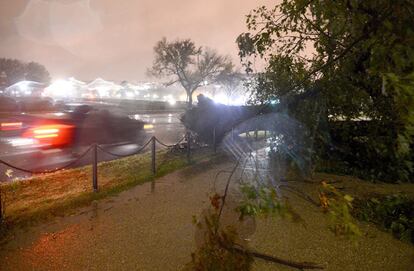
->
[216, 66, 246, 104]
[149, 38, 232, 107]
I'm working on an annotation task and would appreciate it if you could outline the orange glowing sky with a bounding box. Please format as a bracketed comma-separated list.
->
[0, 0, 276, 81]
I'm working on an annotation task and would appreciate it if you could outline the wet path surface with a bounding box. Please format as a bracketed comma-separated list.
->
[1, 159, 413, 270]
[0, 162, 223, 271]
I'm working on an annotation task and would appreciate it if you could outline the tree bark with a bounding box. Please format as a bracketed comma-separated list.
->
[189, 93, 193, 107]
[188, 90, 193, 108]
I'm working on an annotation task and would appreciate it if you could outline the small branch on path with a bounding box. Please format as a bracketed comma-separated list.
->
[222, 242, 324, 270]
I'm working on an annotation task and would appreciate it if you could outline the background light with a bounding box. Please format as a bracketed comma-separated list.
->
[44, 79, 74, 98]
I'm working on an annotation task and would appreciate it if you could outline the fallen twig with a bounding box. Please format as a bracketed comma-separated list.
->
[222, 242, 323, 270]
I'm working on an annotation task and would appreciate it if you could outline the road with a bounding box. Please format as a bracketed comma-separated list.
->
[0, 112, 185, 181]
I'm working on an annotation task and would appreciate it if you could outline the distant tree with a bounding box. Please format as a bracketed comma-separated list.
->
[149, 38, 233, 107]
[216, 66, 246, 104]
[0, 58, 26, 86]
[0, 58, 50, 86]
[24, 61, 50, 84]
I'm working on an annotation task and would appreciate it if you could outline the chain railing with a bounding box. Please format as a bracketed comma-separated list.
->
[0, 131, 197, 222]
[0, 145, 94, 174]
[96, 138, 154, 158]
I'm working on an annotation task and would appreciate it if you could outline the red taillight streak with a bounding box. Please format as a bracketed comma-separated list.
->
[34, 134, 58, 139]
[33, 128, 59, 135]
[23, 124, 74, 147]
[1, 122, 22, 130]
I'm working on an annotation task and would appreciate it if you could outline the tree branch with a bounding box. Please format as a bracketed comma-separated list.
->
[223, 243, 324, 270]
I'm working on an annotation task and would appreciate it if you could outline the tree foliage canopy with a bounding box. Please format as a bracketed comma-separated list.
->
[237, 0, 414, 181]
[0, 58, 50, 86]
[149, 38, 233, 106]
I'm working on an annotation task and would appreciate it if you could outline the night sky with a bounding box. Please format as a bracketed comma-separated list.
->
[0, 0, 275, 81]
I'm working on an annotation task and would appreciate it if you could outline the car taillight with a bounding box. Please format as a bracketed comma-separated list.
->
[1, 122, 22, 131]
[23, 124, 74, 147]
[33, 127, 59, 138]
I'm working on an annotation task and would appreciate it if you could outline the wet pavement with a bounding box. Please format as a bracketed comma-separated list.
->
[0, 158, 413, 270]
[0, 161, 222, 271]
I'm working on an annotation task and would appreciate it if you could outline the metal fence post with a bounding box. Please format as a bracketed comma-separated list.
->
[151, 136, 156, 175]
[187, 131, 191, 163]
[213, 127, 216, 153]
[92, 143, 98, 192]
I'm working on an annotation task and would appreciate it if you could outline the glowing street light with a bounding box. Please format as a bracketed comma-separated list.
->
[44, 79, 74, 98]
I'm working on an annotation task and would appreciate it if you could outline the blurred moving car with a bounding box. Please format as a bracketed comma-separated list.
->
[0, 100, 146, 155]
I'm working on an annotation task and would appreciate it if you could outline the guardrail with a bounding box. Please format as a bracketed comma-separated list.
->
[0, 131, 205, 223]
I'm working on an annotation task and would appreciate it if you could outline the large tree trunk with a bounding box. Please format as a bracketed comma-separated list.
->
[187, 90, 193, 108]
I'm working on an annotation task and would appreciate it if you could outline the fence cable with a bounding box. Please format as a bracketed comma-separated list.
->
[154, 135, 186, 148]
[0, 124, 273, 176]
[0, 134, 191, 175]
[0, 145, 94, 174]
[96, 138, 153, 158]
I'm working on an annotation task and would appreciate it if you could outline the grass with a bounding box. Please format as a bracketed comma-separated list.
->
[0, 147, 220, 236]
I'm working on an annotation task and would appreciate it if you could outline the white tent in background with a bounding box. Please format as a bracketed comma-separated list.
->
[118, 82, 140, 99]
[68, 77, 86, 87]
[87, 78, 121, 97]
[122, 82, 140, 91]
[135, 82, 158, 90]
[67, 77, 88, 97]
[5, 80, 45, 97]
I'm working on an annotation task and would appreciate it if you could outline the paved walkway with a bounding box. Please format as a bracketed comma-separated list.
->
[0, 160, 413, 271]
